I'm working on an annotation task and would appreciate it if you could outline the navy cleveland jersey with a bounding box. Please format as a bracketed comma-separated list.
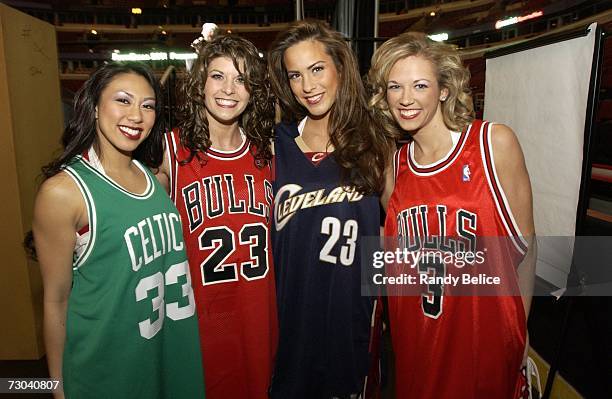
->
[271, 120, 381, 399]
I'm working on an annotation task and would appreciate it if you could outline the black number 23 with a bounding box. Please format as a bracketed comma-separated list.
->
[198, 223, 269, 285]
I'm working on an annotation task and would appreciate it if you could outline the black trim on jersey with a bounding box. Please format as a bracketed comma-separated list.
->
[408, 124, 470, 174]
[481, 122, 529, 255]
[206, 137, 250, 159]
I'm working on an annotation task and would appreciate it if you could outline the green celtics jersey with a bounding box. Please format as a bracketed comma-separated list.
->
[61, 155, 205, 399]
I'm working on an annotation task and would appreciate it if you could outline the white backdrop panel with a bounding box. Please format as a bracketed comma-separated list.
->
[483, 24, 597, 288]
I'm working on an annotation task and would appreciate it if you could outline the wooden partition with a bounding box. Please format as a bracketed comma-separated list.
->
[0, 4, 63, 360]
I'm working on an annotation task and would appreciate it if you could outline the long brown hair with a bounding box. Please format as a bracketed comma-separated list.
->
[268, 20, 393, 194]
[177, 33, 274, 166]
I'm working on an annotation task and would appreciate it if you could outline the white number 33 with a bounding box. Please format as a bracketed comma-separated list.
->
[135, 260, 195, 339]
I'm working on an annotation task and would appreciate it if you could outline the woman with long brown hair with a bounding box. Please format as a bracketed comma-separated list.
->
[268, 20, 393, 399]
[156, 32, 277, 399]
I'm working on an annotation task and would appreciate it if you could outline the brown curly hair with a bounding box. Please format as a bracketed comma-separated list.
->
[368, 32, 474, 139]
[268, 20, 394, 195]
[177, 32, 274, 167]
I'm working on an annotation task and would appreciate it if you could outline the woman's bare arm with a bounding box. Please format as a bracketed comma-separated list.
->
[491, 124, 537, 365]
[32, 173, 86, 399]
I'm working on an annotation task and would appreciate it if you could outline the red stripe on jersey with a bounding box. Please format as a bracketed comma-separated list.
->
[77, 224, 90, 236]
[206, 137, 250, 159]
[304, 151, 330, 166]
[407, 124, 470, 174]
[593, 163, 612, 170]
[481, 122, 528, 255]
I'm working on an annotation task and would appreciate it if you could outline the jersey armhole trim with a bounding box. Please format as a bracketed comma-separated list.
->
[165, 131, 178, 203]
[480, 122, 529, 255]
[168, 131, 180, 205]
[64, 166, 97, 270]
[393, 147, 402, 180]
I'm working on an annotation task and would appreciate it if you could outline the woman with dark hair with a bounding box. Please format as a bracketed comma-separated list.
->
[29, 62, 205, 399]
[156, 32, 276, 399]
[267, 20, 393, 399]
[369, 32, 535, 398]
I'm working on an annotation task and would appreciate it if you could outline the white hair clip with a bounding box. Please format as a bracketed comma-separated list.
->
[201, 23, 218, 41]
[191, 22, 219, 51]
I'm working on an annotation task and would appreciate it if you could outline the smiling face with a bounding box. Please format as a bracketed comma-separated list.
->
[203, 56, 250, 126]
[95, 72, 156, 156]
[283, 39, 339, 121]
[386, 55, 448, 133]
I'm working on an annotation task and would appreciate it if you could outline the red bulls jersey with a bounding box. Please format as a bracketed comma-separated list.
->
[384, 120, 528, 399]
[165, 130, 277, 399]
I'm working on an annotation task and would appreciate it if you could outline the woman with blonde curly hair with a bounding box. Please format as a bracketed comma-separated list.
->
[369, 32, 536, 398]
[156, 32, 277, 399]
[267, 20, 393, 399]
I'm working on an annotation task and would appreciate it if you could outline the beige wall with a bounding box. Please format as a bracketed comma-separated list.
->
[0, 3, 63, 360]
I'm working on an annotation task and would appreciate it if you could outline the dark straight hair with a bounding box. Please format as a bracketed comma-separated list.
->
[42, 62, 165, 179]
[24, 62, 164, 260]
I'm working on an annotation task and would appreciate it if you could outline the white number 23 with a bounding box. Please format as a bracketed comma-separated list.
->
[319, 217, 358, 266]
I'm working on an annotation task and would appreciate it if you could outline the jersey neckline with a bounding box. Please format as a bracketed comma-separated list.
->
[206, 129, 250, 160]
[294, 117, 334, 168]
[408, 125, 470, 175]
[74, 154, 155, 199]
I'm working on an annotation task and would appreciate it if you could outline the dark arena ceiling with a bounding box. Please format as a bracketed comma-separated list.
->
[3, 0, 611, 99]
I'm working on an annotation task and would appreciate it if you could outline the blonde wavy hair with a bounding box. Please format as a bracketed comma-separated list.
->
[368, 32, 474, 138]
